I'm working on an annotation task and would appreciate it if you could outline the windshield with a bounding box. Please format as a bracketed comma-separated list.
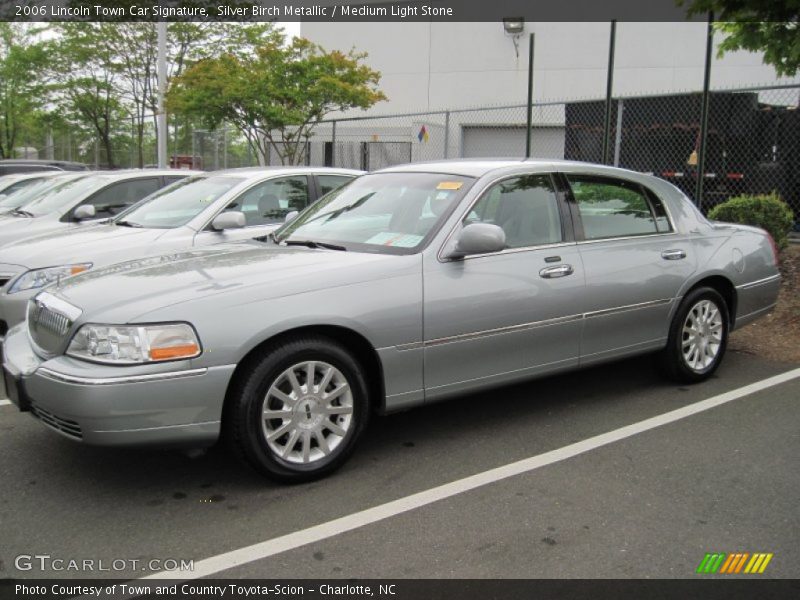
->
[22, 174, 105, 217]
[274, 173, 474, 254]
[0, 176, 43, 199]
[113, 175, 245, 229]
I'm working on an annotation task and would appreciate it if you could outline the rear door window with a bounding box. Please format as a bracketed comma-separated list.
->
[317, 174, 355, 196]
[567, 176, 667, 240]
[83, 177, 162, 219]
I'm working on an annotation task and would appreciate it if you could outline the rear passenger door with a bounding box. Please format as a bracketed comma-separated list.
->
[564, 173, 697, 364]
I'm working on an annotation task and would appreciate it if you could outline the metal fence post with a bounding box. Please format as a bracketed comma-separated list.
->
[696, 12, 714, 210]
[222, 128, 228, 169]
[525, 33, 535, 158]
[331, 120, 337, 167]
[613, 98, 624, 167]
[443, 110, 450, 159]
[602, 20, 617, 164]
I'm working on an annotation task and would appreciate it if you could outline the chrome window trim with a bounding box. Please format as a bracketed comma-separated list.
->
[36, 367, 208, 386]
[576, 232, 678, 245]
[437, 172, 566, 263]
[735, 274, 781, 290]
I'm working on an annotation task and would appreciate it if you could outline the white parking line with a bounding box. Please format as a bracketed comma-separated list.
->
[144, 367, 800, 581]
[0, 400, 11, 407]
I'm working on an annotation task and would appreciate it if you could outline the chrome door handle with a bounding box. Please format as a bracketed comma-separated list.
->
[539, 264, 574, 279]
[661, 249, 686, 260]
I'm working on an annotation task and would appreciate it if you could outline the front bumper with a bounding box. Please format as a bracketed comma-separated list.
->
[3, 324, 236, 447]
[0, 264, 29, 336]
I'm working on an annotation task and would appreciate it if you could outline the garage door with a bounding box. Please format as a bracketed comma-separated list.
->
[462, 126, 565, 159]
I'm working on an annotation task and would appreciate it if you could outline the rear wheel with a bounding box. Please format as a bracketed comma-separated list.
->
[225, 335, 370, 482]
[659, 287, 729, 383]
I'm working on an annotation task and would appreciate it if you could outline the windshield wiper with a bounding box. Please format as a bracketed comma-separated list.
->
[12, 208, 34, 217]
[115, 220, 143, 228]
[284, 239, 347, 251]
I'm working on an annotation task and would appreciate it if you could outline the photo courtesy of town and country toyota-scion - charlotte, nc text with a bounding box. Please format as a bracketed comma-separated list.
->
[26, 3, 455, 19]
[14, 583, 396, 597]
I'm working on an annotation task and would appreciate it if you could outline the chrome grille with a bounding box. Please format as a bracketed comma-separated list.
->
[30, 303, 71, 336]
[27, 292, 82, 356]
[30, 403, 83, 439]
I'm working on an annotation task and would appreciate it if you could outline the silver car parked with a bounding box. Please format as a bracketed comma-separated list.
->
[0, 167, 361, 334]
[3, 160, 780, 482]
[0, 169, 195, 249]
[0, 171, 88, 217]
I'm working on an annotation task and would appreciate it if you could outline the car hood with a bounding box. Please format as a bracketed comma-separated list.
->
[54, 243, 414, 323]
[0, 214, 71, 247]
[0, 223, 168, 268]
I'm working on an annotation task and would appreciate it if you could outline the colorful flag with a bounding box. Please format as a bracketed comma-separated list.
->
[418, 125, 429, 143]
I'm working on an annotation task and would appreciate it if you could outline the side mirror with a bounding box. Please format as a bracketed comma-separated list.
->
[284, 210, 299, 223]
[211, 211, 246, 231]
[442, 223, 506, 260]
[73, 204, 96, 221]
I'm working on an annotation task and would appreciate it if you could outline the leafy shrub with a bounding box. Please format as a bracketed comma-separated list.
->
[708, 192, 795, 250]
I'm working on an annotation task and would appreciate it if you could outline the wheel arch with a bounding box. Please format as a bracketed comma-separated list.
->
[222, 324, 387, 420]
[682, 275, 738, 328]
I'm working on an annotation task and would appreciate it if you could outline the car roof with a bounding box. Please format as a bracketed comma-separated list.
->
[84, 169, 203, 180]
[0, 170, 76, 182]
[376, 158, 646, 179]
[203, 166, 364, 180]
[0, 159, 89, 169]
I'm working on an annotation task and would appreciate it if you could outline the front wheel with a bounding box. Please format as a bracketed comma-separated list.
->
[658, 287, 729, 383]
[225, 335, 370, 482]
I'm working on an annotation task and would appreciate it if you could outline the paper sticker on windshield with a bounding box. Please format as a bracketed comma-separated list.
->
[437, 181, 463, 190]
[366, 232, 424, 248]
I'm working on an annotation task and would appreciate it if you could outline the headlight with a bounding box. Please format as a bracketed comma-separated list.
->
[67, 323, 201, 365]
[8, 264, 92, 294]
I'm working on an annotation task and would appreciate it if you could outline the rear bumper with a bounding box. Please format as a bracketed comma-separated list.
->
[3, 324, 235, 447]
[734, 274, 781, 330]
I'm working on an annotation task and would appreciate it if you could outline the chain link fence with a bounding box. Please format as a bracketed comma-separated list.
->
[16, 84, 800, 221]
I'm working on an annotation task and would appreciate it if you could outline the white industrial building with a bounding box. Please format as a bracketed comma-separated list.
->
[295, 21, 800, 169]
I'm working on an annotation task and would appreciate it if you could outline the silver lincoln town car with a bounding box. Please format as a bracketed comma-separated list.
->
[3, 160, 781, 482]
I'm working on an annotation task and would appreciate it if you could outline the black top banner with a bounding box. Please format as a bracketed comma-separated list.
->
[3, 0, 707, 22]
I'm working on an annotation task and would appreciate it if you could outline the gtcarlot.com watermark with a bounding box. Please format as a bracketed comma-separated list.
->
[14, 554, 194, 573]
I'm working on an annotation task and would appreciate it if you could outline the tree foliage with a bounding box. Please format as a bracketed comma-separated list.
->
[168, 33, 387, 165]
[0, 24, 48, 158]
[47, 22, 275, 167]
[680, 1, 800, 77]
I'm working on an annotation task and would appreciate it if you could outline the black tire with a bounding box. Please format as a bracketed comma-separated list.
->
[658, 286, 730, 383]
[224, 335, 370, 483]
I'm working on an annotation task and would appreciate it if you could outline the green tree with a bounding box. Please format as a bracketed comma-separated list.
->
[168, 34, 387, 165]
[0, 24, 47, 158]
[680, 1, 800, 77]
[47, 22, 275, 167]
[48, 24, 129, 167]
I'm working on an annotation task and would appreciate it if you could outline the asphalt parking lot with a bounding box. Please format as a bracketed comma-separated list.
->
[1, 349, 798, 580]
